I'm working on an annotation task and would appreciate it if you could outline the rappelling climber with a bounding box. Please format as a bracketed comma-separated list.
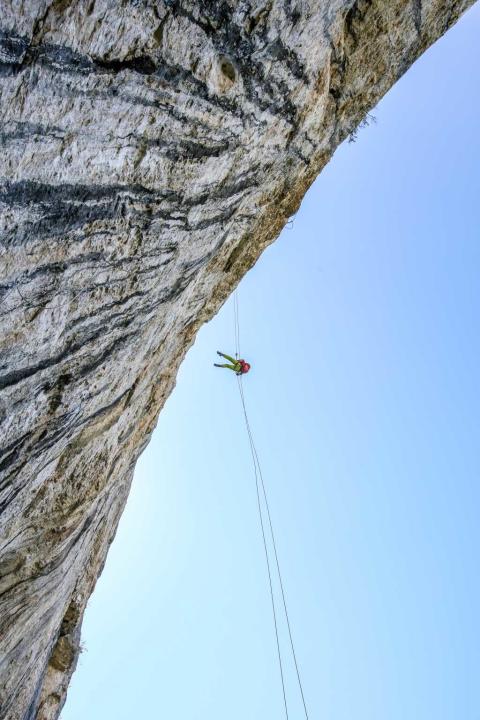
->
[214, 351, 251, 375]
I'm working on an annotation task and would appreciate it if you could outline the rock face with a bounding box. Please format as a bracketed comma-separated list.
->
[0, 1, 475, 718]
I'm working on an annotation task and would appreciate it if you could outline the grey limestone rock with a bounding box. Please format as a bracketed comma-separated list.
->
[0, 1, 476, 718]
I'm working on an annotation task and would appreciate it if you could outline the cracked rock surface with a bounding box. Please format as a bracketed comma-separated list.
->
[0, 1, 475, 718]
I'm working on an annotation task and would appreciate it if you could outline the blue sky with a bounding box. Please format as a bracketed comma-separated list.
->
[61, 7, 480, 720]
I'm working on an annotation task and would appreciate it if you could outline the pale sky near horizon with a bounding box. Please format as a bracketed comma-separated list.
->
[61, 6, 480, 720]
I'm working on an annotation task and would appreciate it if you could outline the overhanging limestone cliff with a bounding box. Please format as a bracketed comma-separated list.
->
[0, 2, 476, 718]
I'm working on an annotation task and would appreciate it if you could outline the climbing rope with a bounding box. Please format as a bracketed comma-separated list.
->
[237, 372, 289, 719]
[233, 291, 309, 719]
[234, 290, 241, 359]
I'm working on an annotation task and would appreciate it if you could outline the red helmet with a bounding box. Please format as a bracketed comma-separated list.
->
[240, 360, 251, 373]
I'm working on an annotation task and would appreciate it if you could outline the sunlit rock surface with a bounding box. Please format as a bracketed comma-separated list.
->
[0, 1, 475, 718]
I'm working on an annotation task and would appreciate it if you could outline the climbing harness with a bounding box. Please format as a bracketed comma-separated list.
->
[233, 292, 309, 720]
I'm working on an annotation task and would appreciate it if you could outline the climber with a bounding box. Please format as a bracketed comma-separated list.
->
[214, 351, 251, 375]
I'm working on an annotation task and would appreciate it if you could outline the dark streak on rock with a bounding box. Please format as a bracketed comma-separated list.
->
[174, 3, 306, 124]
[0, 30, 156, 78]
[0, 179, 157, 206]
[0, 29, 241, 117]
[0, 319, 138, 391]
[0, 121, 65, 143]
[413, 0, 423, 33]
